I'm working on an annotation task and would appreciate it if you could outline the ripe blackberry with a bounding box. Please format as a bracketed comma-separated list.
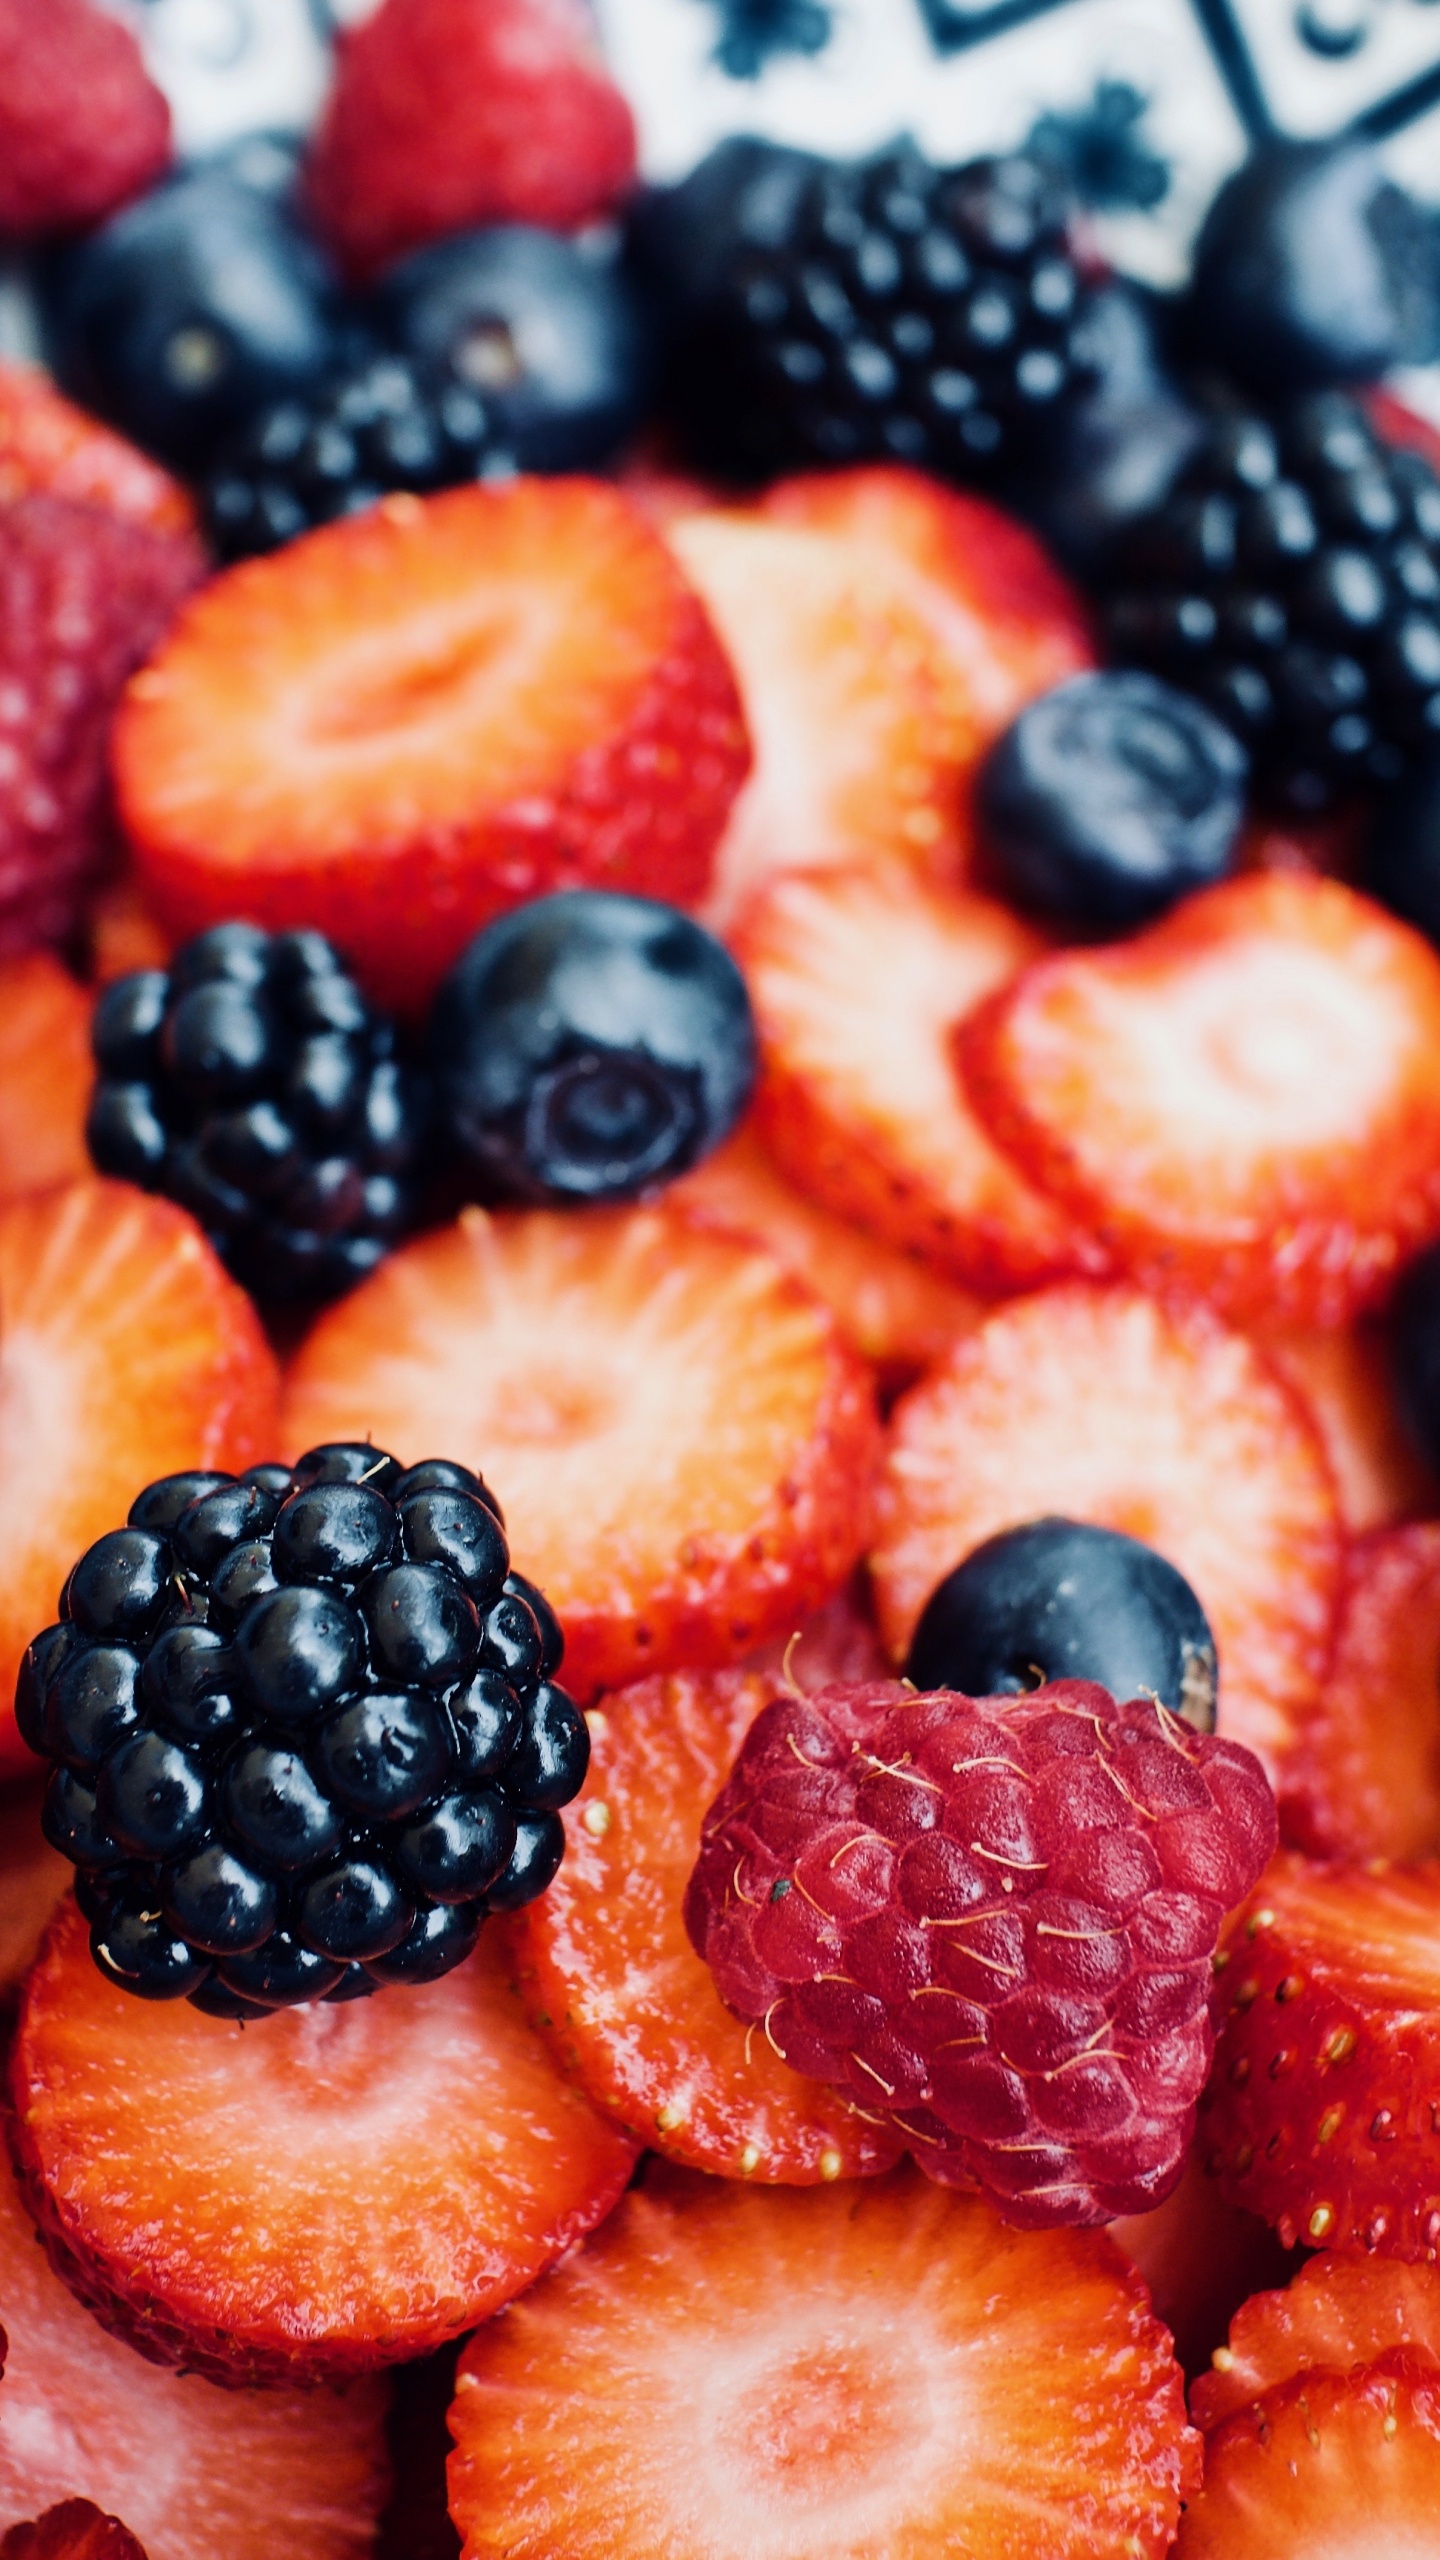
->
[202, 352, 516, 562]
[1099, 391, 1440, 812]
[635, 138, 1099, 486]
[18, 1444, 587, 2014]
[87, 921, 430, 1303]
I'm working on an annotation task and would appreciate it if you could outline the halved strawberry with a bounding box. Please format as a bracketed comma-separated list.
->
[1280, 1525, 1440, 1860]
[870, 1283, 1342, 1780]
[1204, 1851, 1440, 2258]
[446, 2164, 1198, 2559]
[2, 2505, 145, 2560]
[0, 364, 195, 535]
[961, 872, 1440, 1327]
[1257, 1321, 1435, 1534]
[114, 480, 750, 1012]
[11, 1895, 637, 2382]
[86, 873, 172, 986]
[735, 862, 1104, 1294]
[1175, 2354, 1440, 2556]
[0, 2133, 388, 2556]
[0, 1787, 66, 2004]
[280, 1202, 880, 1701]
[502, 1665, 901, 2182]
[669, 1123, 983, 1384]
[0, 954, 92, 1206]
[0, 1180, 277, 1775]
[1194, 2251, 1440, 2430]
[1111, 2155, 1292, 2381]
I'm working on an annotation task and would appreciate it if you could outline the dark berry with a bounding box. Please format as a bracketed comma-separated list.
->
[128, 1471, 233, 1534]
[295, 1857, 412, 1962]
[293, 1442, 405, 1495]
[44, 1644, 142, 1772]
[190, 1980, 271, 2021]
[223, 1741, 346, 1870]
[235, 1586, 367, 1727]
[209, 1538, 280, 1624]
[1003, 279, 1205, 577]
[503, 1569, 562, 1673]
[272, 1482, 398, 1589]
[477, 1589, 544, 1688]
[91, 1895, 211, 2002]
[1361, 747, 1440, 943]
[446, 1668, 523, 1787]
[394, 1790, 516, 1902]
[394, 1458, 501, 1517]
[904, 1516, 1218, 1732]
[315, 1689, 453, 1821]
[98, 1730, 209, 1860]
[218, 1932, 344, 2010]
[507, 1683, 590, 1810]
[366, 1897, 482, 1986]
[66, 1529, 171, 1641]
[485, 1811, 566, 1911]
[15, 1622, 81, 1756]
[1391, 1240, 1440, 1475]
[163, 1842, 279, 1956]
[397, 1490, 508, 1598]
[87, 926, 430, 1304]
[172, 1481, 280, 1576]
[976, 671, 1247, 929]
[363, 1564, 479, 1689]
[372, 224, 655, 472]
[431, 890, 755, 1203]
[42, 1766, 125, 1869]
[140, 1623, 241, 1746]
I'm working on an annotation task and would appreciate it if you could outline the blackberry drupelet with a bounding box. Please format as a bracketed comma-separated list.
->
[203, 352, 516, 561]
[633, 137, 1099, 486]
[87, 921, 430, 1302]
[1098, 390, 1440, 812]
[18, 1445, 588, 2013]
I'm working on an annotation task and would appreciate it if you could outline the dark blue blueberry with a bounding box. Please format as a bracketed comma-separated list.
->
[173, 1481, 281, 1577]
[977, 672, 1247, 931]
[446, 1669, 522, 1788]
[99, 1730, 210, 1860]
[373, 224, 655, 471]
[485, 1811, 566, 1911]
[393, 1790, 516, 1901]
[1391, 1239, 1440, 1476]
[128, 1473, 234, 1534]
[398, 1489, 508, 1598]
[66, 1530, 171, 1642]
[235, 1586, 367, 1726]
[503, 1570, 562, 1674]
[217, 1931, 344, 2009]
[272, 1482, 398, 1590]
[363, 1564, 479, 1690]
[44, 1644, 142, 1772]
[91, 1894, 212, 2001]
[208, 1537, 280, 1626]
[15, 1621, 82, 1756]
[163, 1841, 279, 1955]
[904, 1516, 1218, 1731]
[42, 1766, 127, 1869]
[91, 971, 168, 1079]
[365, 1897, 482, 1985]
[506, 1684, 589, 1811]
[222, 1741, 345, 1870]
[314, 1689, 452, 1820]
[431, 891, 756, 1203]
[295, 1857, 412, 1961]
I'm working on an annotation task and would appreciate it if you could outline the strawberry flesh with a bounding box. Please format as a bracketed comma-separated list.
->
[1281, 1524, 1440, 1860]
[1194, 2248, 1440, 2431]
[1176, 2354, 1440, 2556]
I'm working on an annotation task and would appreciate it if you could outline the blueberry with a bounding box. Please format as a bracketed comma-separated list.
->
[315, 1689, 453, 1821]
[223, 1742, 345, 1870]
[66, 1530, 172, 1642]
[431, 891, 756, 1202]
[295, 1857, 412, 1962]
[1180, 140, 1440, 396]
[272, 1482, 398, 1590]
[977, 672, 1247, 930]
[173, 1482, 281, 1577]
[163, 1842, 279, 1956]
[905, 1516, 1218, 1732]
[92, 1895, 212, 2001]
[99, 1731, 210, 1860]
[365, 1897, 482, 1986]
[373, 225, 655, 472]
[236, 1586, 367, 1726]
[44, 1647, 142, 1772]
[506, 1683, 589, 1810]
[42, 163, 350, 471]
[398, 1490, 508, 1598]
[485, 1811, 566, 1911]
[394, 1790, 517, 1901]
[1362, 749, 1440, 944]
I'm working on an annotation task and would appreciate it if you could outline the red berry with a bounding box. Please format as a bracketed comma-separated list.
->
[1280, 1524, 1440, 1860]
[0, 0, 170, 240]
[1193, 2248, 1440, 2432]
[0, 366, 194, 534]
[0, 952, 92, 1208]
[1176, 2354, 1440, 2557]
[684, 1675, 1276, 2226]
[1, 2506, 146, 2560]
[304, 0, 636, 282]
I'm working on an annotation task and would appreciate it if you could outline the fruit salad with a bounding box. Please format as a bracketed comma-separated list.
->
[7, 0, 1440, 2552]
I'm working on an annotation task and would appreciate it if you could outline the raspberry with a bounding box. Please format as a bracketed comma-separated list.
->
[0, 496, 203, 957]
[685, 1676, 1276, 2225]
[0, 0, 170, 241]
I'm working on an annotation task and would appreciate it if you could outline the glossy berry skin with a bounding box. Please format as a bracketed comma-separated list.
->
[372, 225, 654, 473]
[431, 890, 756, 1203]
[22, 1446, 585, 2010]
[685, 1676, 1275, 2224]
[905, 1517, 1218, 1731]
[42, 162, 348, 472]
[87, 922, 430, 1303]
[1007, 278, 1204, 578]
[1180, 140, 1440, 397]
[977, 671, 1246, 930]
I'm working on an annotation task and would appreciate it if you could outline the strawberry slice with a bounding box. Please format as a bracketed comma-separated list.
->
[503, 1665, 902, 2183]
[1194, 2251, 1440, 2431]
[735, 862, 1104, 1294]
[1205, 1851, 1440, 2259]
[280, 1202, 880, 1701]
[1280, 1525, 1440, 1860]
[1175, 2355, 1440, 2557]
[1257, 1321, 1435, 1534]
[961, 872, 1440, 1327]
[0, 1180, 277, 1776]
[87, 873, 173, 986]
[11, 1895, 637, 2382]
[1110, 2156, 1291, 2382]
[2, 2506, 146, 2560]
[0, 1787, 66, 2007]
[0, 2133, 388, 2556]
[446, 2163, 1198, 2559]
[0, 954, 92, 1206]
[669, 1123, 983, 1384]
[870, 1283, 1342, 1781]
[0, 364, 195, 534]
[114, 480, 750, 1012]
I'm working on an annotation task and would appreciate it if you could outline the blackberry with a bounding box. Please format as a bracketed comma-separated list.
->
[87, 922, 430, 1303]
[19, 1446, 587, 2013]
[1099, 391, 1440, 812]
[633, 138, 1099, 486]
[202, 353, 516, 563]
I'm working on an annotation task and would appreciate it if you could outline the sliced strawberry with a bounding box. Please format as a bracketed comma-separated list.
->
[1257, 1321, 1435, 1534]
[1194, 2251, 1440, 2430]
[739, 1576, 888, 1693]
[503, 1664, 901, 2182]
[280, 1202, 880, 1701]
[1, 2505, 146, 2560]
[11, 1895, 637, 2382]
[1204, 1851, 1440, 2258]
[0, 364, 195, 534]
[0, 2133, 388, 2555]
[736, 861, 1104, 1294]
[447, 2163, 1198, 2559]
[0, 954, 92, 1206]
[670, 1122, 983, 1384]
[114, 480, 750, 1012]
[86, 872, 173, 986]
[870, 1282, 1342, 1780]
[1175, 2354, 1440, 2557]
[1281, 1525, 1440, 1860]
[0, 1787, 66, 2004]
[961, 872, 1440, 1327]
[1110, 2155, 1292, 2381]
[0, 1180, 277, 1776]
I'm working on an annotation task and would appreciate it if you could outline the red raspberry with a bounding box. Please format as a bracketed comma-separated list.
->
[0, 495, 204, 955]
[0, 0, 171, 240]
[684, 1677, 1276, 2226]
